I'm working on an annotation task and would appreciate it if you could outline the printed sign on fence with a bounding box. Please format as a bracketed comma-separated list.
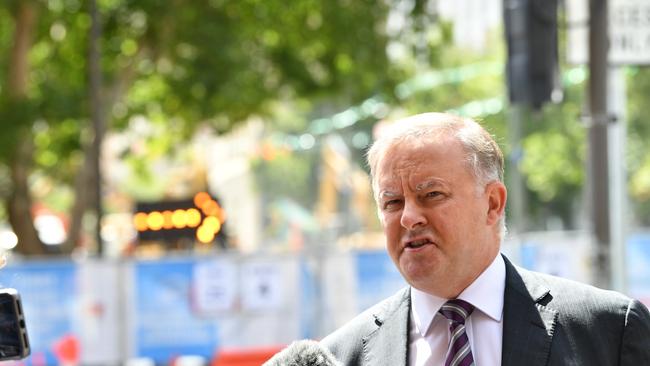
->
[192, 259, 237, 314]
[241, 261, 283, 311]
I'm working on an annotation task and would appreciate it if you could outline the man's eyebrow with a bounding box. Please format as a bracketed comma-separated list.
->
[379, 191, 400, 199]
[415, 179, 444, 191]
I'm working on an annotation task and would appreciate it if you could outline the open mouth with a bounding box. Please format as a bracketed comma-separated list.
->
[406, 238, 432, 249]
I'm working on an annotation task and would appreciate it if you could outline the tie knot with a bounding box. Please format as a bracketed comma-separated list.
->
[439, 299, 474, 324]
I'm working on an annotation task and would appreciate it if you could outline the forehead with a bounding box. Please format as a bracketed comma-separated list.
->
[376, 137, 473, 188]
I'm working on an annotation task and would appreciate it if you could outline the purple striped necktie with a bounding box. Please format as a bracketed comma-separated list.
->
[439, 299, 475, 366]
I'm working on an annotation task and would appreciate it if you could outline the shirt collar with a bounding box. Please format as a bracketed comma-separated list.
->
[410, 254, 506, 337]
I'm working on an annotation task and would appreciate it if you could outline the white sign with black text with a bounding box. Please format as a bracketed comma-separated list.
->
[566, 0, 650, 65]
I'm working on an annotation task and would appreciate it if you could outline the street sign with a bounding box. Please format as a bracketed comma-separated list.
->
[566, 0, 650, 65]
[609, 0, 650, 64]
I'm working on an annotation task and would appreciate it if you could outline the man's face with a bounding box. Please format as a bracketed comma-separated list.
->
[376, 136, 503, 298]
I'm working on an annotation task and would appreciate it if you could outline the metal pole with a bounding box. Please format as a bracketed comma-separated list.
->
[607, 66, 627, 293]
[588, 0, 611, 289]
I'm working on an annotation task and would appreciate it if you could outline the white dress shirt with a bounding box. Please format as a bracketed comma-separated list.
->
[408, 254, 506, 366]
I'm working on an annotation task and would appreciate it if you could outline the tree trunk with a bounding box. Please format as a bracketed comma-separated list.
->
[61, 144, 92, 253]
[63, 0, 105, 254]
[6, 1, 44, 256]
[8, 2, 35, 97]
[64, 1, 144, 255]
[7, 138, 43, 255]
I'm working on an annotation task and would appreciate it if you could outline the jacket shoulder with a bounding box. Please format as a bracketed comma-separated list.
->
[517, 266, 633, 310]
[514, 265, 647, 334]
[320, 287, 410, 363]
[515, 266, 650, 362]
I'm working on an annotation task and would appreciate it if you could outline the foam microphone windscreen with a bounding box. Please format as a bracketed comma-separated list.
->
[262, 340, 342, 366]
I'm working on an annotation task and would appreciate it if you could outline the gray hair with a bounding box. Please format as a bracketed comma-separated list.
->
[367, 113, 506, 236]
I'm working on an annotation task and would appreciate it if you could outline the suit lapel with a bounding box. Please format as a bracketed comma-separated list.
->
[501, 256, 557, 366]
[361, 288, 410, 366]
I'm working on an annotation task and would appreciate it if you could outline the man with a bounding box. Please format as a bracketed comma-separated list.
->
[321, 112, 650, 365]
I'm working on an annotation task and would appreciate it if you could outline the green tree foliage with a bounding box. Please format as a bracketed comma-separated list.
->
[518, 83, 586, 229]
[104, 0, 394, 133]
[0, 0, 397, 255]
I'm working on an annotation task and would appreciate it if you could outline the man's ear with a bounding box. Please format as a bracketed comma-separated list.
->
[485, 181, 507, 225]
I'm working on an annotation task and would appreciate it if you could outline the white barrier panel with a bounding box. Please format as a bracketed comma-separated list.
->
[78, 260, 121, 365]
[321, 251, 357, 334]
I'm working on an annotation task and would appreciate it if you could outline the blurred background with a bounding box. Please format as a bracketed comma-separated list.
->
[0, 0, 649, 365]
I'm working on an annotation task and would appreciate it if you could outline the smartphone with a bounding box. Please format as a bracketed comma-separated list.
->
[0, 288, 29, 360]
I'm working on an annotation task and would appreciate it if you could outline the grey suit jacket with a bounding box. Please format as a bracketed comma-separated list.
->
[321, 255, 650, 365]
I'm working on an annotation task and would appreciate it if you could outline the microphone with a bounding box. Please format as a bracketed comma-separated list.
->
[262, 340, 342, 366]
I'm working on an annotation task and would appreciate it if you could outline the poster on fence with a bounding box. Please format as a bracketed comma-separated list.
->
[241, 261, 283, 311]
[192, 259, 237, 314]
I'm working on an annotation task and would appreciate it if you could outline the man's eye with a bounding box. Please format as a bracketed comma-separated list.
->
[383, 200, 401, 209]
[426, 191, 441, 198]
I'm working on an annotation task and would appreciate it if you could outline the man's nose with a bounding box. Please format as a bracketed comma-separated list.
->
[400, 200, 426, 229]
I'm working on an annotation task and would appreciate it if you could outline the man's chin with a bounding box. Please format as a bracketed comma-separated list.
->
[400, 261, 444, 287]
